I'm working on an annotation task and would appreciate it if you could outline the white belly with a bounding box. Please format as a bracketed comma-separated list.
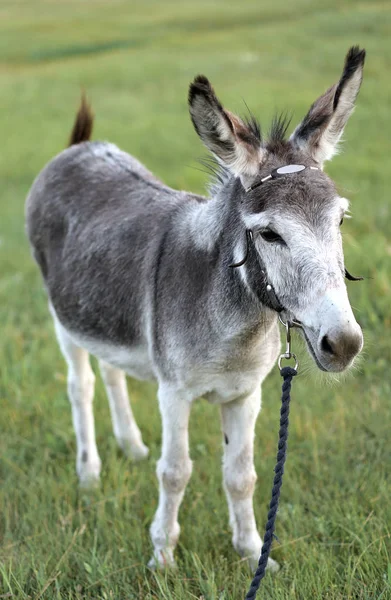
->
[63, 329, 156, 381]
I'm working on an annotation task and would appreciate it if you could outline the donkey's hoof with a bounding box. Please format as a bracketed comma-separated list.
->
[132, 443, 149, 461]
[78, 473, 101, 490]
[248, 554, 280, 574]
[119, 439, 149, 461]
[77, 457, 101, 489]
[148, 549, 177, 570]
[266, 556, 280, 573]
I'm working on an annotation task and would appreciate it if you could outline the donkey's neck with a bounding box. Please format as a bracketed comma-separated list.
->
[178, 178, 241, 254]
[174, 179, 277, 338]
[178, 189, 229, 254]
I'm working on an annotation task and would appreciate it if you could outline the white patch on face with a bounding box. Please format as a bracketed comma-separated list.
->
[240, 194, 363, 369]
[241, 195, 347, 317]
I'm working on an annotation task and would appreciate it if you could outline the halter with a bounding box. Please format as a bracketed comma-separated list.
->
[244, 163, 319, 193]
[229, 164, 363, 316]
[230, 229, 286, 312]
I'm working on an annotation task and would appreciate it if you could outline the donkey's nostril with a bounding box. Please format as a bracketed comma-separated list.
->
[319, 329, 363, 367]
[321, 335, 334, 355]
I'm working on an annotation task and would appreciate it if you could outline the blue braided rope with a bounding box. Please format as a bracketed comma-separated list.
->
[245, 365, 297, 599]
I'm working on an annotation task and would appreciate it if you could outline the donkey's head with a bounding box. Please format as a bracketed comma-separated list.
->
[189, 46, 366, 372]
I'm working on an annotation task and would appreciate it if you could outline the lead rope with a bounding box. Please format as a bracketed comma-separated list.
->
[244, 321, 298, 599]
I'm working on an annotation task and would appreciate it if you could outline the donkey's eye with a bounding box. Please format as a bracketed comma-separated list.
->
[340, 217, 344, 226]
[260, 229, 286, 245]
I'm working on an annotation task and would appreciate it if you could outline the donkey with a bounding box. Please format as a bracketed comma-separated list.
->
[26, 46, 365, 570]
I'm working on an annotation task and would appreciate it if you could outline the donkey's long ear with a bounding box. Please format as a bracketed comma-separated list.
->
[290, 46, 366, 165]
[188, 75, 263, 182]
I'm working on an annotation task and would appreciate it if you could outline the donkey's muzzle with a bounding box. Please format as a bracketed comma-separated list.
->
[297, 286, 364, 372]
[318, 328, 363, 371]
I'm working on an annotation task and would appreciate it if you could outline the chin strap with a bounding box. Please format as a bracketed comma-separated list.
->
[229, 229, 284, 312]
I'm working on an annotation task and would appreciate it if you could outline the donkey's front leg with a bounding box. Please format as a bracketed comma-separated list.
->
[221, 389, 279, 573]
[149, 385, 193, 568]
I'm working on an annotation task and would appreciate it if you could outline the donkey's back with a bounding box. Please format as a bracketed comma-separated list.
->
[26, 99, 205, 363]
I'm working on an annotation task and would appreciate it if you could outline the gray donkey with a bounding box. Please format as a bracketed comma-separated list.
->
[26, 46, 365, 570]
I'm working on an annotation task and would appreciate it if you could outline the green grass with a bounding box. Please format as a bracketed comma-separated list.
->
[1, 1, 390, 598]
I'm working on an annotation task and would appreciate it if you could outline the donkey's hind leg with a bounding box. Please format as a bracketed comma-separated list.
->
[99, 361, 149, 461]
[52, 315, 101, 488]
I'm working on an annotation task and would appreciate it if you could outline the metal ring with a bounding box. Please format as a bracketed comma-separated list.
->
[278, 352, 298, 371]
[278, 315, 287, 327]
[278, 315, 303, 329]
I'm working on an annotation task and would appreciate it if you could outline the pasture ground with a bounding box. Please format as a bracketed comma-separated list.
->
[0, 1, 390, 598]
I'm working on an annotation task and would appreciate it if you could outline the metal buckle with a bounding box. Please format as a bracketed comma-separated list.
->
[278, 316, 299, 371]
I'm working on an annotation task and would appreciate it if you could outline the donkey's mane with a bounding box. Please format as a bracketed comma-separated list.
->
[268, 112, 292, 145]
[242, 109, 262, 143]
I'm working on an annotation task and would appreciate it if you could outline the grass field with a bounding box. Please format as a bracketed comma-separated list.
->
[0, 1, 390, 598]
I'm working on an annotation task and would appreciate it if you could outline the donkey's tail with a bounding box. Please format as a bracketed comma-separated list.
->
[68, 93, 94, 146]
